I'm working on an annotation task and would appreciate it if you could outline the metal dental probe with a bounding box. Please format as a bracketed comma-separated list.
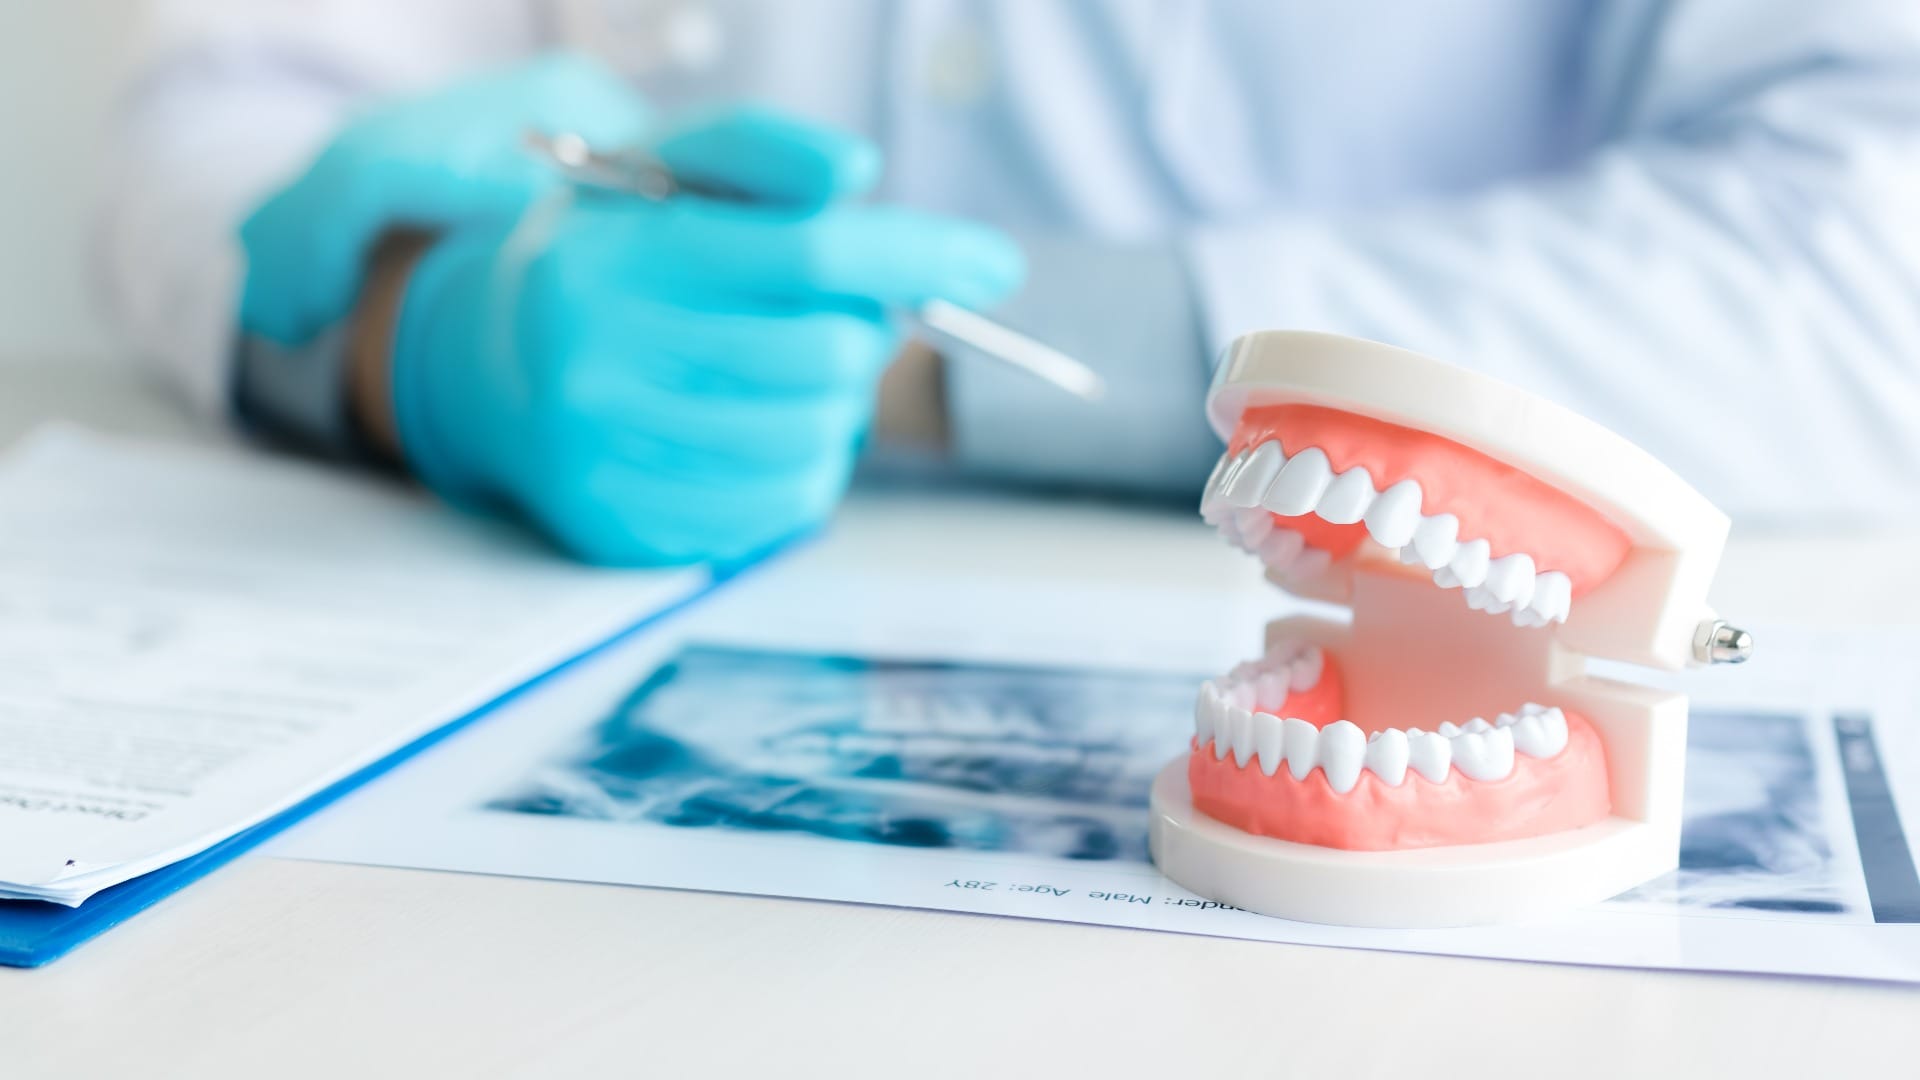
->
[523, 129, 1108, 402]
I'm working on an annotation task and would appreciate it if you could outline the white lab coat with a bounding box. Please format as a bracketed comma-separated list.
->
[97, 0, 1920, 521]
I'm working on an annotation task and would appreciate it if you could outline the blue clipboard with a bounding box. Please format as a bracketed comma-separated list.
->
[0, 559, 753, 968]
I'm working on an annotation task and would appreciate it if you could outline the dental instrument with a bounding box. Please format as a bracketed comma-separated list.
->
[523, 130, 1107, 402]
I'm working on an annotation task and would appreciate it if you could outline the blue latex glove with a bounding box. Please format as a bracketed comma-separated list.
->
[394, 126, 1022, 565]
[240, 55, 1024, 565]
[396, 117, 1018, 565]
[240, 55, 653, 348]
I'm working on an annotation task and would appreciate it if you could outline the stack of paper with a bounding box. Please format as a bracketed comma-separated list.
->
[0, 426, 709, 906]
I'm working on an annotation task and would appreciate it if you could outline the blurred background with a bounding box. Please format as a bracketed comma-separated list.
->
[6, 1, 1919, 530]
[0, 2, 136, 372]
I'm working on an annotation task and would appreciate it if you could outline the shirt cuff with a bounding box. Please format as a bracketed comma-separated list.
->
[940, 233, 1222, 500]
[231, 323, 375, 459]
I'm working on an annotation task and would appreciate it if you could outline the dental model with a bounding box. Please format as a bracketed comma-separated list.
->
[1149, 331, 1751, 927]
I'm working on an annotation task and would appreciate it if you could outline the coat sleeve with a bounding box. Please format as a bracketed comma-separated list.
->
[93, 0, 536, 417]
[1183, 0, 1920, 523]
[947, 0, 1920, 521]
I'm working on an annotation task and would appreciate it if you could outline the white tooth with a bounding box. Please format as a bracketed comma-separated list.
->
[1464, 717, 1492, 734]
[1316, 466, 1376, 525]
[1398, 545, 1427, 566]
[1289, 646, 1324, 691]
[1446, 539, 1491, 589]
[1511, 608, 1548, 628]
[1537, 707, 1569, 755]
[1510, 714, 1555, 758]
[1281, 717, 1319, 781]
[1411, 513, 1460, 570]
[1362, 727, 1409, 786]
[1218, 705, 1245, 761]
[1223, 441, 1284, 507]
[1465, 586, 1502, 612]
[1438, 721, 1462, 737]
[1194, 684, 1219, 746]
[1261, 447, 1333, 516]
[1363, 480, 1424, 548]
[1285, 547, 1332, 580]
[1226, 706, 1255, 767]
[1520, 702, 1547, 716]
[1450, 727, 1516, 781]
[1212, 702, 1237, 759]
[1494, 712, 1518, 729]
[1263, 638, 1304, 665]
[1215, 514, 1245, 549]
[1526, 571, 1573, 625]
[1433, 566, 1461, 588]
[1235, 507, 1275, 547]
[1256, 528, 1306, 567]
[1216, 450, 1250, 492]
[1254, 671, 1290, 710]
[1407, 730, 1452, 783]
[1200, 455, 1230, 518]
[1228, 681, 1257, 711]
[1253, 712, 1284, 776]
[1485, 553, 1536, 610]
[1204, 451, 1248, 522]
[1318, 720, 1366, 793]
[1203, 452, 1229, 490]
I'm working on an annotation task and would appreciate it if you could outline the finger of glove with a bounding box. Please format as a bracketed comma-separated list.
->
[575, 202, 1026, 312]
[653, 105, 882, 210]
[541, 451, 854, 566]
[560, 363, 877, 466]
[787, 205, 1026, 309]
[370, 53, 650, 222]
[558, 299, 898, 396]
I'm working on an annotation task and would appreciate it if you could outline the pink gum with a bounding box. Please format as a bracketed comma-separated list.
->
[1229, 405, 1632, 594]
[1259, 661, 1344, 728]
[1188, 713, 1612, 850]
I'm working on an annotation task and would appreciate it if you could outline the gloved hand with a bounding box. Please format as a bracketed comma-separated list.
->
[241, 55, 653, 349]
[238, 55, 1024, 566]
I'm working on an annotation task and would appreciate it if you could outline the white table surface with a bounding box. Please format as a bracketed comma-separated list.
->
[4, 363, 1918, 1079]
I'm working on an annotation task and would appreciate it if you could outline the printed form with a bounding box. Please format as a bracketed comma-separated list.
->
[0, 427, 708, 905]
[275, 563, 1920, 985]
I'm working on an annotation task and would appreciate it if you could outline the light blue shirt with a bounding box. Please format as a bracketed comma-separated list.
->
[104, 0, 1920, 522]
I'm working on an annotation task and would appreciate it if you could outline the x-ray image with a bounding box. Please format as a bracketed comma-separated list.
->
[1616, 711, 1849, 916]
[490, 645, 1864, 917]
[490, 645, 1200, 861]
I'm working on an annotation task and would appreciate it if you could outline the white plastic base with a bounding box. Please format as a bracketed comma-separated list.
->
[1149, 760, 1677, 928]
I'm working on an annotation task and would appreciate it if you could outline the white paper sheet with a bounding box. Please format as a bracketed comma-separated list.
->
[0, 426, 709, 904]
[271, 554, 1920, 984]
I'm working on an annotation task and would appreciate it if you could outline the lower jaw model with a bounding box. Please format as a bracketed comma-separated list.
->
[1149, 332, 1751, 928]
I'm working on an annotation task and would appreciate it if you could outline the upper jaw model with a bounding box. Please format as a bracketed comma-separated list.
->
[1148, 331, 1752, 928]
